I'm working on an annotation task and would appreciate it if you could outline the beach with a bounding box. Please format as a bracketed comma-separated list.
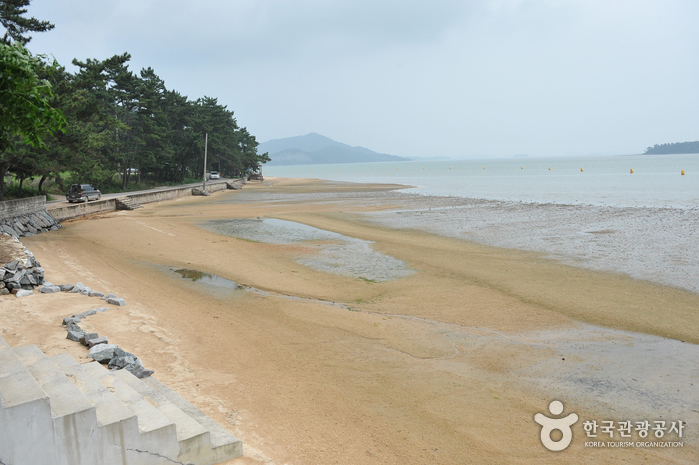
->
[6, 178, 698, 464]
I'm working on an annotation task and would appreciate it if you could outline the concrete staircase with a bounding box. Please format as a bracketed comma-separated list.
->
[0, 336, 242, 465]
[115, 197, 143, 210]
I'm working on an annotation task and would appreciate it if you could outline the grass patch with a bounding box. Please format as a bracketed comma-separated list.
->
[358, 277, 378, 284]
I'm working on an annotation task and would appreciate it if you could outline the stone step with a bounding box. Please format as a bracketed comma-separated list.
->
[82, 362, 180, 461]
[13, 345, 99, 465]
[113, 369, 213, 464]
[50, 353, 144, 464]
[0, 337, 56, 465]
[115, 197, 143, 210]
[144, 376, 243, 464]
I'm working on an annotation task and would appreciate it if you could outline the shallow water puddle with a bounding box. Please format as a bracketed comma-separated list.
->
[173, 268, 244, 290]
[169, 266, 350, 309]
[201, 218, 413, 282]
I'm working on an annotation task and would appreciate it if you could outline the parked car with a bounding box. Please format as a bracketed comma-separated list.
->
[209, 171, 220, 180]
[66, 184, 102, 203]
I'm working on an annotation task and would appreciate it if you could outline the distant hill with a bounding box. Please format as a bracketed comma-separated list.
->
[259, 133, 411, 165]
[644, 141, 699, 155]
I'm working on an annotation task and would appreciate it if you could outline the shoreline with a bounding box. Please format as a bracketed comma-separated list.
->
[8, 177, 697, 464]
[261, 176, 699, 295]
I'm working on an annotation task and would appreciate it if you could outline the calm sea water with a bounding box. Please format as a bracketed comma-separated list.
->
[262, 154, 699, 293]
[264, 154, 699, 208]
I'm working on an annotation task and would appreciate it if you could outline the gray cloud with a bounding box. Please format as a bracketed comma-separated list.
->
[24, 0, 699, 157]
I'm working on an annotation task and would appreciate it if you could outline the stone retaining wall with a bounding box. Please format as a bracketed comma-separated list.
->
[0, 196, 62, 238]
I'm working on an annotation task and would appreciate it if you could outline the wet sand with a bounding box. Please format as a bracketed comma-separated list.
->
[6, 177, 698, 464]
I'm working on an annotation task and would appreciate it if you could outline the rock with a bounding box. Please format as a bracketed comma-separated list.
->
[88, 344, 118, 363]
[101, 293, 117, 300]
[131, 367, 155, 379]
[75, 309, 98, 319]
[66, 322, 82, 333]
[0, 281, 4, 289]
[88, 291, 104, 297]
[88, 336, 108, 348]
[60, 284, 74, 292]
[94, 307, 110, 313]
[15, 289, 33, 298]
[0, 269, 5, 280]
[80, 332, 99, 346]
[2, 225, 18, 237]
[39, 285, 61, 294]
[0, 288, 9, 296]
[5, 282, 18, 290]
[66, 330, 84, 342]
[108, 349, 139, 371]
[106, 297, 126, 306]
[70, 282, 86, 293]
[191, 187, 211, 196]
[63, 315, 81, 325]
[6, 269, 25, 283]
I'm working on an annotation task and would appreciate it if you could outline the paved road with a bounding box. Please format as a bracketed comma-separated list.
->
[46, 179, 233, 208]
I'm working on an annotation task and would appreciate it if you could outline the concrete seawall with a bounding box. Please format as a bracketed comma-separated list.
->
[48, 180, 238, 222]
[0, 196, 46, 217]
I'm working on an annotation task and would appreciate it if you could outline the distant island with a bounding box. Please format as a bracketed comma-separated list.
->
[644, 141, 699, 155]
[259, 133, 411, 165]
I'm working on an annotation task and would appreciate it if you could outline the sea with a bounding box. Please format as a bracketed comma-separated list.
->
[263, 153, 699, 293]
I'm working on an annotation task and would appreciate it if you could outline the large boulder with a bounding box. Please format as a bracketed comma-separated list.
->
[88, 344, 118, 364]
[70, 282, 86, 293]
[39, 284, 61, 294]
[106, 296, 126, 306]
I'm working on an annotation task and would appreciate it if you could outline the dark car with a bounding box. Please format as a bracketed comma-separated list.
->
[66, 184, 102, 203]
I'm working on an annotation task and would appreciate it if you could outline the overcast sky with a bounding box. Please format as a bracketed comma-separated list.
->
[22, 0, 699, 158]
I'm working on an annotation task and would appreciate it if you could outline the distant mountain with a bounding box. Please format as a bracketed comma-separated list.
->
[259, 133, 411, 165]
[644, 141, 699, 155]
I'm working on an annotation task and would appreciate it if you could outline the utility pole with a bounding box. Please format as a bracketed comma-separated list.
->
[203, 132, 208, 190]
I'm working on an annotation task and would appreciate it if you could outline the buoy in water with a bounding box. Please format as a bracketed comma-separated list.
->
[483, 166, 485, 170]
[681, 170, 685, 175]
[630, 168, 633, 173]
[548, 167, 551, 170]
[580, 168, 584, 172]
[422, 167, 425, 169]
[521, 166, 523, 169]
[449, 167, 451, 170]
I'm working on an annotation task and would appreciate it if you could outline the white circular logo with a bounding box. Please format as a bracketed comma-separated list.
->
[534, 401, 579, 451]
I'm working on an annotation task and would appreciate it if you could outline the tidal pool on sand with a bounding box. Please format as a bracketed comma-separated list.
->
[202, 218, 413, 282]
[173, 268, 243, 289]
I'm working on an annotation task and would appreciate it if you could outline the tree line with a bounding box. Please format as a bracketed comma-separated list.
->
[0, 0, 269, 200]
[644, 141, 699, 155]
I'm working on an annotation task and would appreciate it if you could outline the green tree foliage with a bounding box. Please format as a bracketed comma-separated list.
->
[0, 0, 54, 44]
[14, 52, 269, 196]
[644, 141, 699, 155]
[0, 41, 66, 199]
[0, 0, 267, 199]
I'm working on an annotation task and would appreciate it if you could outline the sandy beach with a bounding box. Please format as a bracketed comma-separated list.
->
[4, 178, 697, 464]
